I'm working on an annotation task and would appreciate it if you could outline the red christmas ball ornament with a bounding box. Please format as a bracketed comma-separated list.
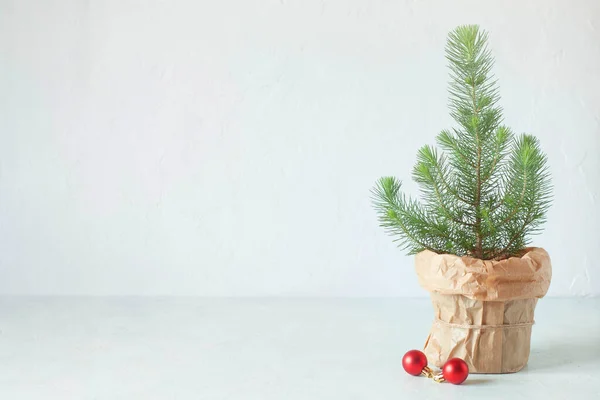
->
[402, 350, 428, 376]
[442, 358, 469, 384]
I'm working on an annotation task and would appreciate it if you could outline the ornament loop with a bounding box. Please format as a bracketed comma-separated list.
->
[421, 366, 434, 379]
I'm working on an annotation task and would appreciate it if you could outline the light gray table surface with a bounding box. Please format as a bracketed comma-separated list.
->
[0, 297, 598, 399]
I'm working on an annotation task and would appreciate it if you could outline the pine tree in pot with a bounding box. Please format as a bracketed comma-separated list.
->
[372, 25, 552, 373]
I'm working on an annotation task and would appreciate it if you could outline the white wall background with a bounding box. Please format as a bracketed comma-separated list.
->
[0, 0, 598, 296]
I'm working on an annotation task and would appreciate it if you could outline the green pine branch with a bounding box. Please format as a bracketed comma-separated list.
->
[372, 25, 552, 260]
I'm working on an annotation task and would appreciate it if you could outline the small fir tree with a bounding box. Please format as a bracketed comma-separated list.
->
[371, 25, 552, 260]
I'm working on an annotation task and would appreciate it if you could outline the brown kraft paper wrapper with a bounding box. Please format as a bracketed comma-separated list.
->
[415, 247, 552, 373]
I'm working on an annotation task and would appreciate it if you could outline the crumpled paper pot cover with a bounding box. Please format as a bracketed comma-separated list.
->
[415, 247, 552, 373]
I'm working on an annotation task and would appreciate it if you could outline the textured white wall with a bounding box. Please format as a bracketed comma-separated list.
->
[0, 0, 598, 296]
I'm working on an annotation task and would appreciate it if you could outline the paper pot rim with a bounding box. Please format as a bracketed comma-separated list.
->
[414, 247, 552, 301]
